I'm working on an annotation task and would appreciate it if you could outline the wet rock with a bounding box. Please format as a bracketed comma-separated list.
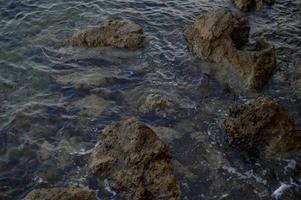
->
[23, 187, 96, 200]
[292, 58, 301, 102]
[71, 20, 144, 50]
[185, 9, 276, 89]
[89, 118, 180, 200]
[139, 93, 173, 115]
[68, 95, 113, 118]
[224, 97, 301, 158]
[52, 68, 123, 89]
[233, 0, 274, 11]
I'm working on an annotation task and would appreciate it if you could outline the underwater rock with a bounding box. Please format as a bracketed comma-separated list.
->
[52, 68, 123, 89]
[139, 93, 173, 115]
[89, 118, 180, 200]
[68, 95, 113, 118]
[224, 97, 301, 158]
[23, 187, 96, 200]
[71, 20, 144, 49]
[233, 0, 274, 11]
[292, 58, 301, 102]
[185, 9, 276, 90]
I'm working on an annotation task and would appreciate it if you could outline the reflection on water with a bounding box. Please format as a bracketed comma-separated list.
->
[0, 0, 301, 199]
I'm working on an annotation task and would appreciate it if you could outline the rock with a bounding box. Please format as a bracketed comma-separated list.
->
[89, 118, 180, 200]
[139, 93, 173, 115]
[52, 68, 123, 89]
[185, 9, 276, 90]
[23, 187, 96, 200]
[292, 58, 301, 101]
[71, 20, 144, 49]
[223, 97, 301, 158]
[68, 95, 113, 118]
[233, 0, 274, 11]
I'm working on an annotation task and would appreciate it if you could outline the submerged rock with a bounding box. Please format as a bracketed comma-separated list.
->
[233, 0, 274, 11]
[89, 118, 180, 200]
[224, 97, 301, 158]
[292, 58, 301, 102]
[71, 20, 144, 49]
[23, 187, 96, 200]
[185, 9, 276, 90]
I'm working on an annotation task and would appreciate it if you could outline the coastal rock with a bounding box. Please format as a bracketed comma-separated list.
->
[89, 118, 180, 200]
[71, 20, 144, 49]
[233, 0, 274, 11]
[185, 9, 276, 89]
[23, 187, 96, 200]
[292, 58, 301, 101]
[224, 97, 301, 158]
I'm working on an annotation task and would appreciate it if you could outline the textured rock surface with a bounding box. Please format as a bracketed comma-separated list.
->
[292, 58, 301, 102]
[233, 0, 274, 11]
[23, 187, 96, 200]
[71, 20, 144, 49]
[185, 9, 276, 89]
[224, 97, 301, 158]
[89, 118, 180, 200]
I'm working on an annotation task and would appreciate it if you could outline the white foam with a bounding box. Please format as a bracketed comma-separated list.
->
[271, 183, 291, 199]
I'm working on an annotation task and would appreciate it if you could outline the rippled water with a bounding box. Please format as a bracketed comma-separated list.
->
[1, 0, 301, 199]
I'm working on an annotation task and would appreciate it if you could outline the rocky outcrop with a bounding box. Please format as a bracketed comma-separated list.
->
[224, 97, 301, 158]
[292, 58, 301, 101]
[185, 9, 276, 90]
[233, 0, 274, 11]
[23, 187, 96, 200]
[89, 118, 180, 200]
[71, 20, 144, 49]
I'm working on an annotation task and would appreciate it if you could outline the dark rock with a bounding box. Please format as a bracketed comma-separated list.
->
[71, 20, 144, 50]
[185, 9, 276, 90]
[224, 97, 301, 158]
[89, 118, 180, 200]
[292, 58, 301, 102]
[23, 187, 96, 200]
[233, 0, 274, 11]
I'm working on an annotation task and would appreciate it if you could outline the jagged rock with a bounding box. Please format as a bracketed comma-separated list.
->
[185, 9, 276, 89]
[233, 0, 274, 11]
[89, 118, 180, 200]
[224, 97, 301, 158]
[292, 58, 301, 102]
[23, 187, 96, 200]
[71, 20, 144, 49]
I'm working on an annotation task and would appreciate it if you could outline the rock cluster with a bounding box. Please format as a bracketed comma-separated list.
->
[233, 0, 274, 11]
[185, 9, 276, 89]
[224, 97, 301, 158]
[71, 20, 144, 49]
[23, 187, 96, 200]
[89, 118, 180, 200]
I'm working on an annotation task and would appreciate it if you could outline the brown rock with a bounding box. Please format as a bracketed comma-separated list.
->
[23, 187, 96, 200]
[185, 9, 276, 89]
[89, 118, 180, 200]
[223, 97, 301, 158]
[71, 20, 144, 49]
[233, 0, 274, 11]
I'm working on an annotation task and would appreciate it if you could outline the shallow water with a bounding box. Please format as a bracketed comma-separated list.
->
[0, 0, 301, 199]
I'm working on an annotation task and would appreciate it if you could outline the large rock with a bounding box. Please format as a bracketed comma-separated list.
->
[71, 20, 144, 49]
[185, 9, 276, 90]
[23, 187, 96, 200]
[223, 97, 301, 158]
[89, 118, 180, 200]
[233, 0, 274, 11]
